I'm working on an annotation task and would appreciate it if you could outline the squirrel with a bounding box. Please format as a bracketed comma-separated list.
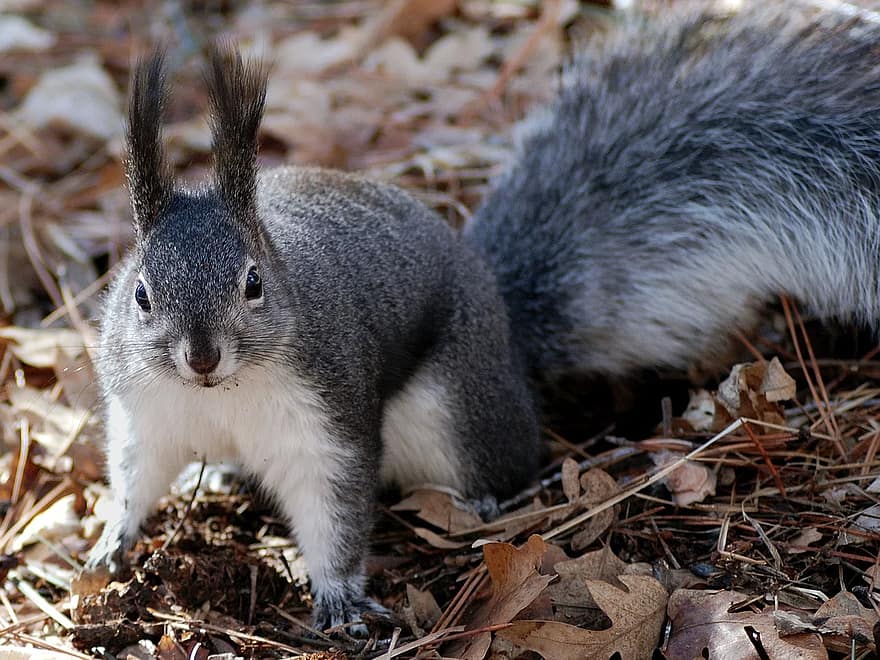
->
[85, 3, 880, 632]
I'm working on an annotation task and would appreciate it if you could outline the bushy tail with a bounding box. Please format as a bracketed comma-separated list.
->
[465, 2, 880, 380]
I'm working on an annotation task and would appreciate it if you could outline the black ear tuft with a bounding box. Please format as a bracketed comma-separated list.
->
[126, 50, 173, 238]
[204, 44, 268, 236]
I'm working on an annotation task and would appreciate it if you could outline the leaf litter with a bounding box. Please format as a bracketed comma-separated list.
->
[1, 0, 880, 658]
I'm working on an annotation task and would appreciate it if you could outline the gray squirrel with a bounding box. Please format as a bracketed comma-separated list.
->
[86, 3, 880, 632]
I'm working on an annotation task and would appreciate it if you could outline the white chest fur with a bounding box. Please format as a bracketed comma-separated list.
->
[112, 366, 341, 470]
[102, 366, 354, 588]
[105, 360, 466, 544]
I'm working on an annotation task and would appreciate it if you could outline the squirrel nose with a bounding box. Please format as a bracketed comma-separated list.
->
[186, 348, 221, 375]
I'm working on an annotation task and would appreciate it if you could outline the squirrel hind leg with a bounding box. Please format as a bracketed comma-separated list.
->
[380, 364, 466, 493]
[380, 342, 539, 501]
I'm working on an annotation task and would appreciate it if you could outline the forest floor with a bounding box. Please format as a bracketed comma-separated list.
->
[1, 1, 879, 658]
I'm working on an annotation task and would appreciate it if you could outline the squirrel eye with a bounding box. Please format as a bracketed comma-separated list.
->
[134, 280, 151, 313]
[245, 266, 262, 300]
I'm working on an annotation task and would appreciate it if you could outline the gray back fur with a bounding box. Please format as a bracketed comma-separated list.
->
[125, 50, 173, 238]
[99, 51, 536, 499]
[466, 3, 880, 379]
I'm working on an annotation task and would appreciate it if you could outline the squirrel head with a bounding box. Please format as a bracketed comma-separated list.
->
[120, 46, 277, 389]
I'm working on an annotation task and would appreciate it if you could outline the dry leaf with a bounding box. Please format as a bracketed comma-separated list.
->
[157, 633, 186, 660]
[115, 642, 157, 660]
[0, 647, 75, 660]
[412, 526, 469, 549]
[812, 591, 878, 653]
[547, 545, 629, 620]
[851, 503, 880, 534]
[18, 54, 121, 140]
[487, 499, 547, 539]
[274, 30, 360, 74]
[681, 389, 717, 431]
[54, 348, 99, 413]
[498, 575, 668, 660]
[70, 563, 112, 598]
[0, 15, 54, 52]
[773, 609, 818, 636]
[392, 488, 482, 533]
[655, 565, 706, 593]
[164, 117, 212, 156]
[424, 26, 495, 79]
[684, 358, 797, 431]
[406, 584, 442, 629]
[667, 589, 826, 659]
[716, 358, 793, 426]
[762, 357, 797, 402]
[8, 385, 92, 447]
[364, 38, 432, 85]
[453, 535, 552, 660]
[540, 542, 570, 575]
[10, 493, 80, 552]
[561, 457, 581, 502]
[0, 326, 85, 368]
[500, 18, 565, 81]
[651, 450, 717, 507]
[571, 469, 619, 550]
[786, 527, 823, 554]
[362, 0, 457, 48]
[480, 535, 552, 621]
[862, 563, 880, 587]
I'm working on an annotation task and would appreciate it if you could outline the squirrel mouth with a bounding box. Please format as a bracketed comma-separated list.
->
[189, 374, 223, 388]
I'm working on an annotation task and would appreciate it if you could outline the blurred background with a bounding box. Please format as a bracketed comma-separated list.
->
[0, 0, 612, 329]
[6, 3, 880, 658]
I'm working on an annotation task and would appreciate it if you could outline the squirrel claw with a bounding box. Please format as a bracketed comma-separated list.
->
[73, 539, 126, 597]
[83, 521, 128, 577]
[312, 595, 390, 637]
[466, 494, 500, 521]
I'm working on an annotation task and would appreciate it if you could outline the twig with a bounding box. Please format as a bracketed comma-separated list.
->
[742, 420, 786, 497]
[498, 446, 639, 512]
[19, 192, 64, 309]
[780, 296, 844, 456]
[430, 567, 488, 637]
[741, 509, 783, 572]
[153, 614, 305, 656]
[268, 604, 334, 643]
[11, 572, 75, 629]
[11, 417, 29, 506]
[4, 632, 91, 659]
[247, 564, 257, 626]
[378, 625, 465, 659]
[41, 266, 116, 328]
[734, 328, 767, 363]
[459, 0, 564, 123]
[0, 478, 72, 553]
[543, 418, 744, 541]
[162, 458, 206, 551]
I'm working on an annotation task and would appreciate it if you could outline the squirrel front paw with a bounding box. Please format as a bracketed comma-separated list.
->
[83, 520, 128, 576]
[465, 494, 500, 521]
[72, 524, 130, 595]
[312, 590, 390, 637]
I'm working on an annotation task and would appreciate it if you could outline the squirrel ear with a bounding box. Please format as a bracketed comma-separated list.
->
[126, 50, 173, 239]
[204, 44, 268, 236]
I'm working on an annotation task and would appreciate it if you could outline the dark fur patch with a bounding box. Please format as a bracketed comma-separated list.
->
[467, 5, 880, 380]
[126, 51, 173, 237]
[203, 44, 268, 243]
